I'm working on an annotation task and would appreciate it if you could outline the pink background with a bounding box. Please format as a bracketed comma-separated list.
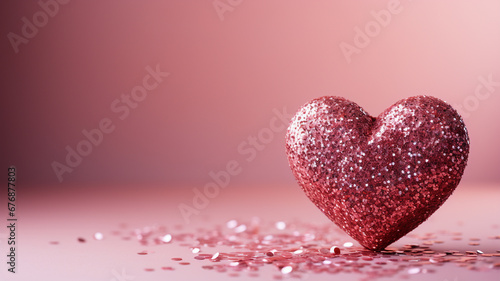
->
[1, 2, 500, 280]
[2, 0, 500, 187]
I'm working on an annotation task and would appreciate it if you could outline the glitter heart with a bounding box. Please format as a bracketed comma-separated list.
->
[285, 96, 469, 250]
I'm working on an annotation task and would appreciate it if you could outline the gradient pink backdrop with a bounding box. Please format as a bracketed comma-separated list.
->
[1, 0, 500, 187]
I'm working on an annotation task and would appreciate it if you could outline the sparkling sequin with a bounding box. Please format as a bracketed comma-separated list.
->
[281, 266, 293, 274]
[275, 221, 286, 230]
[285, 96, 470, 250]
[161, 234, 172, 243]
[94, 232, 104, 240]
[330, 246, 341, 255]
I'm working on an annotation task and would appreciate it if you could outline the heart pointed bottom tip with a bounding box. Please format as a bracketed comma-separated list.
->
[285, 96, 469, 251]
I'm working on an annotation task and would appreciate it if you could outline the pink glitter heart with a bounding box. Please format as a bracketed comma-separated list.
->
[285, 96, 469, 250]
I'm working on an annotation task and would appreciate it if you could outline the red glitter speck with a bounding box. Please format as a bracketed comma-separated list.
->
[331, 246, 341, 255]
[202, 265, 214, 270]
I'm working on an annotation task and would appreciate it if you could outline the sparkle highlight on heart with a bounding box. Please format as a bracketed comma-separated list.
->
[285, 96, 469, 251]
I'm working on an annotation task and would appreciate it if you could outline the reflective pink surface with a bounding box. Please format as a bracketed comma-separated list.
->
[1, 183, 498, 280]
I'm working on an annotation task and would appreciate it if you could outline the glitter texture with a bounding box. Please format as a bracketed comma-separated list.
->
[285, 96, 470, 250]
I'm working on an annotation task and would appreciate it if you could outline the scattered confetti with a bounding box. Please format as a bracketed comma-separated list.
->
[94, 232, 103, 240]
[275, 221, 286, 230]
[330, 246, 341, 255]
[226, 220, 238, 229]
[343, 242, 354, 248]
[71, 219, 500, 279]
[408, 267, 420, 274]
[281, 266, 293, 274]
[234, 225, 247, 233]
[211, 252, 220, 260]
[161, 234, 172, 243]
